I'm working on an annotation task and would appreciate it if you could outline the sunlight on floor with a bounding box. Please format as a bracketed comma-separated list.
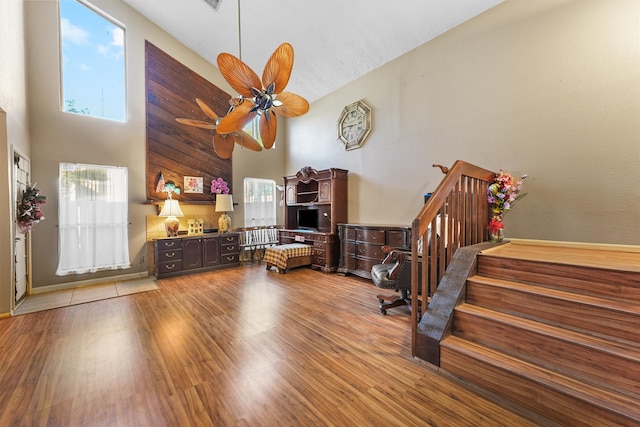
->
[13, 277, 159, 316]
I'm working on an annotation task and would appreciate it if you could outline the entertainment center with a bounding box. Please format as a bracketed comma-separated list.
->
[279, 167, 348, 272]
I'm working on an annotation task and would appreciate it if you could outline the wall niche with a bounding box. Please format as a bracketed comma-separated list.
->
[145, 41, 232, 203]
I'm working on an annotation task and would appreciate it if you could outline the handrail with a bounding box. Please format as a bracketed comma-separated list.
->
[411, 160, 496, 356]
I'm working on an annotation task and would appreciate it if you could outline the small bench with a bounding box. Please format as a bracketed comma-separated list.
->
[264, 243, 313, 273]
[238, 225, 281, 262]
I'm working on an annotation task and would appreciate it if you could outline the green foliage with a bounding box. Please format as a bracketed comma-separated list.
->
[65, 99, 91, 115]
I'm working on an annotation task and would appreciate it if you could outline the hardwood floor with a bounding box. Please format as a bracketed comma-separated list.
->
[0, 264, 541, 426]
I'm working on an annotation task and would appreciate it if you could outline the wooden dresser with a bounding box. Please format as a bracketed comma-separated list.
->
[154, 232, 240, 278]
[337, 224, 411, 279]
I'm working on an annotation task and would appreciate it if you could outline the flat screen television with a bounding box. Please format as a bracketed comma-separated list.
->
[297, 208, 319, 230]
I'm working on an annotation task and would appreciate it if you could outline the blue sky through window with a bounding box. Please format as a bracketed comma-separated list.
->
[60, 0, 125, 122]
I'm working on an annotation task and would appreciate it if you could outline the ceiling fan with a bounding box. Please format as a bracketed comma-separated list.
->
[176, 0, 308, 155]
[216, 42, 310, 149]
[175, 97, 262, 159]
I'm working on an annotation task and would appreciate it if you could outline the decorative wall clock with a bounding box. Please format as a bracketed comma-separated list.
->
[337, 100, 372, 150]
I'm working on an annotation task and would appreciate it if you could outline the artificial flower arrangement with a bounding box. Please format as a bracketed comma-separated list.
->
[17, 184, 47, 234]
[211, 177, 230, 194]
[487, 170, 527, 238]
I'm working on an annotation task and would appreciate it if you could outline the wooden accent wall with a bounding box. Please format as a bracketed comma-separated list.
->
[145, 41, 232, 203]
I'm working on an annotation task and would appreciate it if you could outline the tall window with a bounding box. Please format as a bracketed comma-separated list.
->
[244, 117, 266, 147]
[244, 178, 276, 227]
[59, 0, 126, 122]
[56, 163, 130, 275]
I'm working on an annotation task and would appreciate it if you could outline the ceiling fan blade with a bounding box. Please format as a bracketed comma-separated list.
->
[231, 131, 263, 152]
[216, 101, 256, 134]
[212, 133, 235, 159]
[175, 118, 216, 129]
[262, 43, 293, 94]
[259, 111, 278, 149]
[273, 92, 309, 117]
[217, 53, 261, 98]
[195, 98, 219, 121]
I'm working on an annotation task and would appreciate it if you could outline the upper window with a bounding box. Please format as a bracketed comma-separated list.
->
[59, 0, 126, 122]
[244, 117, 266, 147]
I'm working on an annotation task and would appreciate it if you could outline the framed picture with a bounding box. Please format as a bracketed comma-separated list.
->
[184, 176, 203, 193]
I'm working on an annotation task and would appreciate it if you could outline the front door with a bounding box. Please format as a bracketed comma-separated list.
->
[13, 153, 30, 304]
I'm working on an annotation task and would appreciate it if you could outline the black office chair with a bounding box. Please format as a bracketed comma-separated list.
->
[371, 246, 415, 315]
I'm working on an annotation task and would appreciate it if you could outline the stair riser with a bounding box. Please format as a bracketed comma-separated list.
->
[466, 282, 638, 343]
[440, 345, 637, 427]
[478, 256, 640, 303]
[454, 309, 640, 398]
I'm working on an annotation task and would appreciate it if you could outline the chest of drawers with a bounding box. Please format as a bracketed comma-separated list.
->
[337, 224, 411, 279]
[154, 232, 240, 278]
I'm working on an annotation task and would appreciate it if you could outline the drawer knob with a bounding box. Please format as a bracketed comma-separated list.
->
[166, 252, 175, 258]
[166, 241, 175, 247]
[166, 264, 175, 270]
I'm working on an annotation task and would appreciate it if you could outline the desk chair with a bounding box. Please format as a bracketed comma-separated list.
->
[371, 246, 416, 315]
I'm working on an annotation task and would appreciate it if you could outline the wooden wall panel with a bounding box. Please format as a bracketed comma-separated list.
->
[145, 41, 232, 203]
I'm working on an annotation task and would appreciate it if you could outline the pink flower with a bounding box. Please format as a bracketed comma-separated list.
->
[211, 178, 230, 194]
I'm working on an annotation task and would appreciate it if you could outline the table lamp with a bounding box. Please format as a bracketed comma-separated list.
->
[159, 196, 184, 237]
[215, 194, 234, 233]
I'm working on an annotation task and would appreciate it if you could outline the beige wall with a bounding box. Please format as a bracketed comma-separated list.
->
[23, 0, 284, 290]
[286, 0, 640, 245]
[0, 0, 31, 313]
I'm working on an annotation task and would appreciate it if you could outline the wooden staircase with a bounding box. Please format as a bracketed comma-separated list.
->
[439, 241, 640, 427]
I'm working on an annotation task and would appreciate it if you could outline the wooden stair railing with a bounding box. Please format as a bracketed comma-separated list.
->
[411, 160, 496, 357]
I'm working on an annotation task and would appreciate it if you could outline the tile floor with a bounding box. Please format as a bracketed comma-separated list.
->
[13, 277, 159, 315]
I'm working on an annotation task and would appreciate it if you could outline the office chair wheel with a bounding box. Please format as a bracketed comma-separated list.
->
[380, 308, 387, 315]
[378, 298, 385, 304]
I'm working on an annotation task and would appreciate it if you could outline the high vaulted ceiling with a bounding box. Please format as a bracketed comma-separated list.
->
[123, 0, 504, 103]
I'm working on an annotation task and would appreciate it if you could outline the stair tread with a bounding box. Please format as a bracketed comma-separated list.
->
[442, 335, 640, 419]
[468, 274, 640, 314]
[455, 303, 640, 358]
[479, 242, 640, 273]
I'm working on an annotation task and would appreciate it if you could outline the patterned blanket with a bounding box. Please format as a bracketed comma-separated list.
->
[263, 243, 313, 271]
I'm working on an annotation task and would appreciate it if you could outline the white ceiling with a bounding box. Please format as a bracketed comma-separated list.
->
[122, 0, 504, 103]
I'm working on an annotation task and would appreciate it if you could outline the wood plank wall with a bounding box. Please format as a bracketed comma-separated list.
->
[145, 41, 233, 203]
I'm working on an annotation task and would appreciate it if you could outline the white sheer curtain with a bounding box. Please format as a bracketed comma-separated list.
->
[56, 163, 130, 275]
[243, 177, 276, 227]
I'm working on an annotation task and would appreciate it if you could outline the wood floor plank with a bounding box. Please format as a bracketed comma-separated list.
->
[0, 264, 540, 426]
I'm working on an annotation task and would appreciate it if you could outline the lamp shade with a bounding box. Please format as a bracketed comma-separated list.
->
[215, 194, 234, 212]
[159, 199, 184, 217]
